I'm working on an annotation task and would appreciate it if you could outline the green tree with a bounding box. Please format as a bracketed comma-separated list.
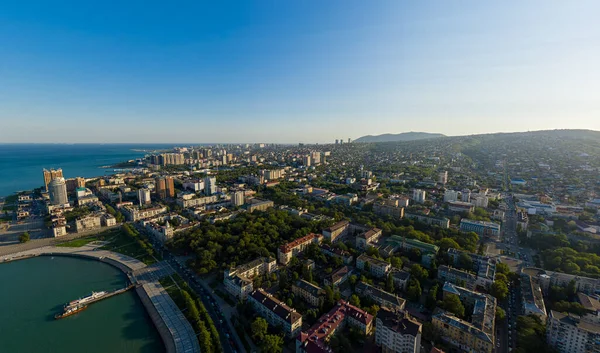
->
[490, 280, 509, 301]
[443, 294, 465, 317]
[407, 279, 422, 301]
[496, 262, 511, 275]
[390, 256, 403, 269]
[385, 273, 394, 292]
[411, 264, 428, 282]
[251, 317, 268, 341]
[426, 283, 439, 309]
[349, 294, 361, 307]
[496, 307, 506, 322]
[19, 232, 30, 243]
[261, 334, 284, 353]
[436, 238, 460, 252]
[457, 253, 473, 270]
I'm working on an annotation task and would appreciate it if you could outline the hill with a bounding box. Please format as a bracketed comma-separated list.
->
[354, 132, 445, 143]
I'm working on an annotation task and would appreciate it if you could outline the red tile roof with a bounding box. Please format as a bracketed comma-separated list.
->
[279, 233, 318, 253]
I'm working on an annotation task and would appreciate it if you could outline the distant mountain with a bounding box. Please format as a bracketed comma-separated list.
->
[354, 132, 445, 143]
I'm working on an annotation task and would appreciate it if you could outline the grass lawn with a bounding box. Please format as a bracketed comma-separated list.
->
[99, 228, 157, 265]
[56, 237, 98, 247]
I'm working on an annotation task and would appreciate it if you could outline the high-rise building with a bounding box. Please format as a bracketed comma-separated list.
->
[438, 171, 448, 185]
[303, 155, 311, 167]
[204, 176, 217, 195]
[43, 168, 64, 191]
[233, 190, 245, 206]
[375, 308, 422, 353]
[138, 188, 151, 206]
[412, 189, 426, 204]
[156, 176, 175, 199]
[444, 190, 460, 203]
[65, 177, 86, 193]
[547, 310, 600, 353]
[48, 177, 68, 205]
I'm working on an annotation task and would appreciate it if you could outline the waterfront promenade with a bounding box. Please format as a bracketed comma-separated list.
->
[0, 244, 200, 353]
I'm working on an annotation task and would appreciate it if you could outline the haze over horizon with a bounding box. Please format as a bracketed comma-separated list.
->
[1, 1, 599, 143]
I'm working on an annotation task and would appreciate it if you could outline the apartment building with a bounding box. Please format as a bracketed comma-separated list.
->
[322, 220, 350, 242]
[460, 219, 501, 237]
[438, 265, 477, 290]
[278, 233, 321, 265]
[373, 202, 405, 220]
[296, 300, 374, 353]
[432, 282, 496, 353]
[405, 213, 450, 229]
[380, 235, 440, 268]
[357, 254, 391, 278]
[323, 266, 351, 288]
[75, 215, 102, 233]
[223, 257, 276, 299]
[522, 267, 600, 295]
[448, 201, 475, 213]
[375, 307, 422, 353]
[520, 273, 547, 321]
[355, 227, 383, 249]
[392, 270, 411, 292]
[355, 282, 406, 312]
[248, 289, 302, 338]
[319, 244, 354, 265]
[176, 194, 218, 208]
[246, 198, 274, 212]
[121, 205, 168, 221]
[292, 280, 324, 307]
[546, 310, 600, 353]
[448, 249, 496, 289]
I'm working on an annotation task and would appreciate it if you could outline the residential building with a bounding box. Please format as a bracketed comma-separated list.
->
[546, 310, 600, 353]
[52, 216, 67, 237]
[438, 171, 448, 185]
[438, 265, 477, 290]
[75, 215, 102, 233]
[355, 227, 383, 249]
[138, 188, 151, 206]
[278, 233, 321, 265]
[156, 176, 175, 199]
[380, 235, 440, 268]
[471, 195, 489, 208]
[391, 270, 411, 291]
[357, 254, 391, 278]
[48, 177, 68, 205]
[433, 282, 496, 353]
[447, 249, 496, 289]
[65, 177, 86, 193]
[296, 300, 374, 353]
[405, 213, 450, 229]
[223, 257, 276, 299]
[577, 293, 600, 324]
[333, 193, 358, 206]
[519, 273, 547, 320]
[324, 266, 351, 288]
[246, 198, 274, 212]
[444, 190, 460, 203]
[322, 220, 350, 242]
[232, 190, 245, 207]
[101, 214, 116, 227]
[355, 282, 406, 312]
[176, 194, 218, 208]
[248, 289, 302, 338]
[517, 210, 529, 231]
[319, 244, 354, 265]
[522, 267, 600, 295]
[292, 280, 324, 307]
[204, 176, 217, 195]
[43, 168, 63, 191]
[376, 307, 422, 353]
[448, 201, 475, 213]
[121, 205, 168, 221]
[460, 219, 501, 237]
[373, 202, 405, 220]
[412, 189, 426, 204]
[144, 221, 174, 243]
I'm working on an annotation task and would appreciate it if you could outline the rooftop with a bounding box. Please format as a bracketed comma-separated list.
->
[356, 282, 406, 309]
[550, 310, 600, 334]
[324, 220, 350, 233]
[377, 307, 421, 336]
[249, 289, 302, 324]
[357, 254, 390, 268]
[294, 279, 324, 297]
[280, 233, 318, 253]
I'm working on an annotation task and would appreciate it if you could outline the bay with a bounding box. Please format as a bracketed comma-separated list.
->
[0, 256, 164, 353]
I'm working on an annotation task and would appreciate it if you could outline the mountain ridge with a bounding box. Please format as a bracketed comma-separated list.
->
[354, 132, 445, 143]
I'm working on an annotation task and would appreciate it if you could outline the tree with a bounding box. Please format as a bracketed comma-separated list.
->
[443, 294, 465, 318]
[390, 256, 403, 269]
[436, 238, 460, 252]
[496, 307, 506, 321]
[426, 283, 439, 309]
[386, 273, 394, 292]
[409, 248, 422, 262]
[407, 279, 422, 301]
[566, 279, 577, 298]
[457, 253, 473, 270]
[251, 317, 268, 341]
[279, 271, 289, 289]
[349, 294, 361, 307]
[490, 280, 509, 301]
[411, 264, 428, 282]
[496, 262, 510, 275]
[19, 232, 30, 243]
[261, 334, 284, 353]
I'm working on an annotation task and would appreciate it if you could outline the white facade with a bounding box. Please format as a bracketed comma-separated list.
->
[204, 177, 217, 195]
[412, 189, 426, 204]
[138, 188, 151, 206]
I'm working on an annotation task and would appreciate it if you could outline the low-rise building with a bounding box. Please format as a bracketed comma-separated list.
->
[391, 270, 411, 292]
[448, 201, 475, 213]
[245, 198, 274, 212]
[292, 280, 324, 307]
[375, 307, 422, 353]
[519, 273, 547, 321]
[460, 219, 501, 237]
[355, 282, 406, 312]
[355, 227, 383, 249]
[438, 265, 477, 290]
[52, 216, 67, 237]
[373, 202, 405, 220]
[433, 282, 496, 353]
[448, 249, 496, 289]
[546, 310, 600, 353]
[223, 257, 276, 299]
[522, 267, 600, 295]
[101, 214, 116, 227]
[380, 235, 440, 268]
[324, 266, 351, 288]
[75, 215, 102, 233]
[248, 289, 302, 338]
[577, 293, 600, 324]
[357, 254, 391, 278]
[319, 244, 354, 265]
[176, 194, 218, 208]
[278, 233, 321, 265]
[405, 213, 450, 229]
[322, 220, 350, 242]
[296, 300, 374, 353]
[121, 205, 168, 221]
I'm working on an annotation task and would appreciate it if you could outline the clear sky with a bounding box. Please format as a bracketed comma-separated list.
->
[1, 1, 599, 143]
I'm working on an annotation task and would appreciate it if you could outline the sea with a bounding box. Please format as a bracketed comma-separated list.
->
[0, 144, 178, 197]
[0, 256, 164, 353]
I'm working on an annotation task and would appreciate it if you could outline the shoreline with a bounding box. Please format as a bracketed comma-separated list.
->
[0, 245, 200, 353]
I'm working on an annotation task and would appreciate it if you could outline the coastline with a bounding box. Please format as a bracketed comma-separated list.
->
[0, 244, 200, 353]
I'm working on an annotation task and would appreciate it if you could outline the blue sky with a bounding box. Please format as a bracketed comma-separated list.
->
[0, 1, 599, 143]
